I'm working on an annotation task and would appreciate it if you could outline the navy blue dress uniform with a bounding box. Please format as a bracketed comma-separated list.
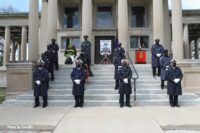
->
[49, 39, 59, 70]
[81, 35, 93, 77]
[118, 59, 132, 108]
[112, 52, 126, 90]
[71, 60, 86, 107]
[151, 39, 164, 76]
[159, 50, 171, 89]
[166, 60, 183, 107]
[113, 43, 125, 57]
[41, 53, 49, 71]
[33, 62, 49, 108]
[44, 45, 54, 81]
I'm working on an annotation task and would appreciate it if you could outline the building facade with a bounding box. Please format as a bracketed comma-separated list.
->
[1, 0, 200, 64]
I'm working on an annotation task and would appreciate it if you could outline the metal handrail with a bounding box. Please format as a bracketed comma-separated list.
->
[126, 52, 139, 101]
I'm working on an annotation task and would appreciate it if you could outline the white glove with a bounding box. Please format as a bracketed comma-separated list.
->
[35, 80, 41, 85]
[156, 53, 161, 57]
[173, 78, 180, 83]
[123, 78, 128, 84]
[166, 66, 169, 71]
[118, 66, 122, 70]
[74, 79, 81, 84]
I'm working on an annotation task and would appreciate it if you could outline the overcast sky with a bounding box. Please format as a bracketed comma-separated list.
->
[0, 0, 200, 12]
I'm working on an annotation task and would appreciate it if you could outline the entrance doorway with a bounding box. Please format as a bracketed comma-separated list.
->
[94, 36, 115, 64]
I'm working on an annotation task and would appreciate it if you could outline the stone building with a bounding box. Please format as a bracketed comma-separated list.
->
[0, 0, 200, 92]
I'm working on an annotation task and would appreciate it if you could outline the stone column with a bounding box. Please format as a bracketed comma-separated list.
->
[18, 44, 21, 61]
[82, 0, 93, 41]
[163, 0, 171, 52]
[82, 0, 93, 63]
[183, 24, 190, 59]
[3, 26, 10, 66]
[118, 0, 129, 51]
[153, 0, 164, 44]
[21, 26, 27, 61]
[47, 0, 58, 44]
[29, 0, 39, 61]
[171, 0, 183, 61]
[11, 42, 15, 61]
[39, 0, 48, 53]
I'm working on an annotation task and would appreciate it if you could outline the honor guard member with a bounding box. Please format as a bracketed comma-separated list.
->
[81, 35, 93, 77]
[118, 59, 132, 108]
[159, 49, 171, 89]
[33, 61, 49, 108]
[41, 53, 49, 71]
[49, 39, 59, 70]
[166, 60, 183, 107]
[71, 60, 86, 108]
[44, 45, 54, 81]
[77, 53, 89, 82]
[113, 52, 126, 90]
[151, 39, 164, 77]
[113, 43, 125, 57]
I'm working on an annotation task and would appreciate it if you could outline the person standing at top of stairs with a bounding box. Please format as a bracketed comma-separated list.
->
[151, 39, 164, 77]
[81, 35, 93, 77]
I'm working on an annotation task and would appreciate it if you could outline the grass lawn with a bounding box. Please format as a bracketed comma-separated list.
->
[0, 87, 6, 103]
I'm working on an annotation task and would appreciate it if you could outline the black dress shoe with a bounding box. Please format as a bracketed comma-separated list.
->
[79, 104, 84, 108]
[170, 103, 175, 107]
[126, 104, 132, 108]
[42, 104, 47, 108]
[34, 105, 40, 108]
[175, 104, 180, 107]
[120, 103, 124, 108]
[74, 103, 79, 108]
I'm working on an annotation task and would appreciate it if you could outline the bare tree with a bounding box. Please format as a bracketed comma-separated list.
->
[0, 6, 18, 13]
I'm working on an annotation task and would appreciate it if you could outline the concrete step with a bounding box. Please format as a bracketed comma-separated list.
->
[46, 89, 167, 95]
[4, 98, 200, 107]
[49, 84, 162, 89]
[15, 93, 198, 101]
[49, 80, 160, 85]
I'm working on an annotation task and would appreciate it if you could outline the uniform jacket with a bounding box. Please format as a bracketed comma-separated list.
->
[44, 50, 54, 72]
[118, 66, 132, 95]
[151, 44, 164, 67]
[159, 55, 171, 80]
[112, 55, 126, 79]
[33, 68, 49, 97]
[166, 66, 183, 95]
[49, 43, 59, 62]
[81, 41, 91, 60]
[71, 67, 86, 96]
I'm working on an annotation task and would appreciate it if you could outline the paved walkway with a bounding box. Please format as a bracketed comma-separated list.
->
[0, 106, 200, 133]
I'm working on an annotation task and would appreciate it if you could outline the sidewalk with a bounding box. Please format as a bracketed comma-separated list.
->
[0, 106, 200, 133]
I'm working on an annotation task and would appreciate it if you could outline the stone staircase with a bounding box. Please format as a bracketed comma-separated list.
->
[3, 64, 200, 107]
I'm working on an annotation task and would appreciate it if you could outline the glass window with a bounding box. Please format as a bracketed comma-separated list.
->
[64, 7, 79, 28]
[131, 7, 147, 27]
[61, 37, 80, 49]
[96, 6, 113, 28]
[130, 36, 149, 49]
